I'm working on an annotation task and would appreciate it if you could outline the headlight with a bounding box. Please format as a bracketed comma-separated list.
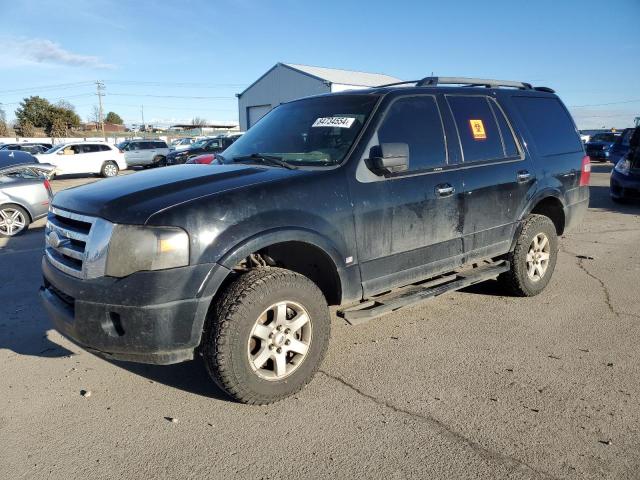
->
[614, 158, 630, 176]
[105, 225, 189, 277]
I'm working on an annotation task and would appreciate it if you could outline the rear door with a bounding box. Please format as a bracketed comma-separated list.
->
[445, 94, 533, 259]
[349, 94, 464, 296]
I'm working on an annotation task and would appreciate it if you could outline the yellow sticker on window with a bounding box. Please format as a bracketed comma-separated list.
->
[469, 119, 487, 140]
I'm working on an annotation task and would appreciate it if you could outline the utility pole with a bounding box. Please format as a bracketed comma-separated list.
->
[96, 80, 105, 138]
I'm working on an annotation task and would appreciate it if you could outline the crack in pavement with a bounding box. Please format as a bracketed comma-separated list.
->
[319, 370, 558, 480]
[559, 246, 619, 318]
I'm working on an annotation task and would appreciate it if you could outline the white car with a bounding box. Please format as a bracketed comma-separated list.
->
[35, 142, 127, 178]
[169, 137, 199, 152]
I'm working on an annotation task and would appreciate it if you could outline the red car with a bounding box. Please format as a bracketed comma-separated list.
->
[185, 153, 217, 165]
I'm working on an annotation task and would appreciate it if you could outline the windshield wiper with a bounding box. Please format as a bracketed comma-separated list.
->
[233, 153, 297, 170]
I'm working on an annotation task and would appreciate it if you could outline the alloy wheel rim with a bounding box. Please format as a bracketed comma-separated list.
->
[0, 208, 26, 236]
[105, 164, 117, 176]
[247, 300, 312, 381]
[526, 232, 551, 282]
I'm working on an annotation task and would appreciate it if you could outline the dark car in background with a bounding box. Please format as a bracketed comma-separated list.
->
[585, 132, 619, 162]
[610, 127, 640, 203]
[608, 128, 634, 166]
[165, 136, 238, 165]
[0, 143, 53, 155]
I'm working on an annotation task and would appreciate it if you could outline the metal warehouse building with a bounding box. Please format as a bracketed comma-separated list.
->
[237, 63, 401, 131]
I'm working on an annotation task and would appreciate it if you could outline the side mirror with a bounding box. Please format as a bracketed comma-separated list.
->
[366, 143, 409, 175]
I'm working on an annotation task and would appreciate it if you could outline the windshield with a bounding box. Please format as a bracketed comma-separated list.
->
[191, 139, 209, 149]
[590, 133, 617, 143]
[221, 95, 379, 166]
[44, 144, 66, 154]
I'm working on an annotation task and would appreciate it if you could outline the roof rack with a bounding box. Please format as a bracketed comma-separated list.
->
[377, 76, 553, 91]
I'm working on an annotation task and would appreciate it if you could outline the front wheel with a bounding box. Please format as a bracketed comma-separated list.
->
[202, 267, 331, 405]
[0, 204, 29, 237]
[499, 214, 558, 297]
[101, 161, 119, 178]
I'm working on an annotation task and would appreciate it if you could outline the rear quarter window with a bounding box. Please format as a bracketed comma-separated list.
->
[511, 96, 582, 156]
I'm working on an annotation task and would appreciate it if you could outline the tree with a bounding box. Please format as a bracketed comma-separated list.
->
[0, 104, 8, 136]
[88, 105, 100, 124]
[192, 116, 207, 127]
[105, 111, 123, 125]
[15, 96, 51, 129]
[14, 96, 79, 135]
[56, 100, 76, 112]
[18, 120, 36, 137]
[50, 116, 68, 138]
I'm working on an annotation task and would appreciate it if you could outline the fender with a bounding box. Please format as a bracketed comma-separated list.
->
[508, 187, 565, 251]
[519, 187, 565, 221]
[197, 226, 361, 304]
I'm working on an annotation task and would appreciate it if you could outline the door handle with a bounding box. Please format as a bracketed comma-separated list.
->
[517, 170, 532, 183]
[435, 184, 455, 197]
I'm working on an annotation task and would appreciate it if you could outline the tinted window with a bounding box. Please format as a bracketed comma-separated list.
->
[99, 145, 111, 152]
[154, 141, 168, 148]
[377, 96, 446, 171]
[447, 96, 504, 163]
[83, 145, 101, 153]
[512, 96, 582, 156]
[490, 101, 519, 157]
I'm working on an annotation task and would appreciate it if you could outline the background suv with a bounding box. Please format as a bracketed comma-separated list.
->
[585, 132, 619, 162]
[118, 140, 170, 167]
[165, 136, 238, 165]
[35, 142, 127, 177]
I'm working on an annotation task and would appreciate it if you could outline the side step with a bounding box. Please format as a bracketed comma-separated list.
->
[337, 261, 510, 325]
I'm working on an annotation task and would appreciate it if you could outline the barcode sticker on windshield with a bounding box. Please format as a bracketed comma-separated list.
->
[312, 117, 355, 128]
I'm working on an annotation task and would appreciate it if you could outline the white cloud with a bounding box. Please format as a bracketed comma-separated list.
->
[0, 37, 115, 69]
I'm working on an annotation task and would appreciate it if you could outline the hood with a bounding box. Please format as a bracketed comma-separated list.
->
[52, 164, 310, 224]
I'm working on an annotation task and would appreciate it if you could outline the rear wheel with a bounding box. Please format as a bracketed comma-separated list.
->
[202, 267, 331, 405]
[101, 161, 119, 178]
[153, 155, 166, 167]
[0, 204, 29, 237]
[499, 214, 558, 297]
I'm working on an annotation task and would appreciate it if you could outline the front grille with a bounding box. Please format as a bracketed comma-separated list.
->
[45, 207, 96, 278]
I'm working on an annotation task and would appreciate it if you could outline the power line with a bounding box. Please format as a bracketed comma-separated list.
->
[0, 81, 95, 95]
[569, 99, 640, 108]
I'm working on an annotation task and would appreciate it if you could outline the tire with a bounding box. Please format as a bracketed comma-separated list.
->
[153, 155, 166, 167]
[202, 267, 331, 405]
[0, 204, 30, 237]
[499, 214, 558, 297]
[611, 195, 626, 204]
[101, 161, 119, 178]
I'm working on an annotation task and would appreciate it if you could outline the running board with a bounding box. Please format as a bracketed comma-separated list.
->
[338, 261, 510, 325]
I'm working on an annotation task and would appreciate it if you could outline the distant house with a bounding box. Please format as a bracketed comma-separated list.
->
[237, 63, 402, 130]
[83, 122, 126, 133]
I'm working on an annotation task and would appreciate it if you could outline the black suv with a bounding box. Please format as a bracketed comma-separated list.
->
[40, 76, 589, 404]
[165, 136, 237, 165]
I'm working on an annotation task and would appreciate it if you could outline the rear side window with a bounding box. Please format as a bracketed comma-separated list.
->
[155, 141, 168, 148]
[83, 144, 101, 153]
[99, 145, 111, 152]
[377, 96, 447, 171]
[447, 96, 505, 163]
[511, 96, 582, 156]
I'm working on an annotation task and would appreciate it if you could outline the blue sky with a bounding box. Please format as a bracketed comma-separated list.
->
[0, 0, 638, 129]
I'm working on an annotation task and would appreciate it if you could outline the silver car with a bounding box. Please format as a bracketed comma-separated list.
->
[118, 139, 170, 167]
[0, 151, 53, 237]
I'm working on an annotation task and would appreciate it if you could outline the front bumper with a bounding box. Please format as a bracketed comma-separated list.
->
[610, 171, 640, 200]
[40, 256, 229, 364]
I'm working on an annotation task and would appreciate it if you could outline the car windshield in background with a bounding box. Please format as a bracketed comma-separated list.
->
[591, 133, 617, 143]
[221, 95, 380, 166]
[191, 139, 208, 148]
[44, 144, 66, 154]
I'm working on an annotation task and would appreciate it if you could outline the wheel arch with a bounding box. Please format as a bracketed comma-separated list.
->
[217, 228, 347, 306]
[0, 201, 34, 223]
[521, 189, 566, 235]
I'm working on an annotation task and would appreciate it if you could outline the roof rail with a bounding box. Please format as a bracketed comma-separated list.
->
[416, 76, 532, 89]
[377, 77, 537, 90]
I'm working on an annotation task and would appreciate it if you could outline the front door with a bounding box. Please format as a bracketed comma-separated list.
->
[444, 94, 534, 260]
[348, 94, 464, 297]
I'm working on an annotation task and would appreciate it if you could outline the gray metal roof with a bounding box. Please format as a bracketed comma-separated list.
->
[284, 63, 401, 87]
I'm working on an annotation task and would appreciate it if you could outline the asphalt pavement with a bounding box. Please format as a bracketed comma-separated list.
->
[1, 165, 639, 479]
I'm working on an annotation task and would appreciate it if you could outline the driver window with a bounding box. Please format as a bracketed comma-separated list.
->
[63, 146, 76, 155]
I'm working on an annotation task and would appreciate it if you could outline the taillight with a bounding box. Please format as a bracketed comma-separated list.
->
[579, 155, 591, 186]
[44, 178, 51, 191]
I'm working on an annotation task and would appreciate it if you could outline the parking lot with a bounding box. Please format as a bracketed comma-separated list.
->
[1, 165, 639, 479]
